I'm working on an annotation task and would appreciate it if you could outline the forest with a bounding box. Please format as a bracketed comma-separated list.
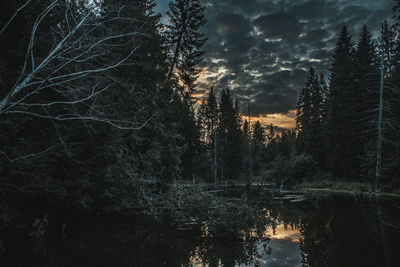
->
[2, 0, 400, 216]
[1, 0, 400, 266]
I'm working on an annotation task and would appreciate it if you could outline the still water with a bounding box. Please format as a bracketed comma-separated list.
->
[2, 193, 400, 267]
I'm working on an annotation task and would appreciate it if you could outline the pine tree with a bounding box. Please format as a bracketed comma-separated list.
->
[197, 100, 208, 145]
[176, 96, 201, 180]
[309, 72, 325, 166]
[242, 119, 250, 178]
[217, 89, 243, 180]
[319, 73, 329, 168]
[166, 0, 207, 93]
[327, 25, 356, 179]
[382, 7, 400, 183]
[197, 88, 218, 148]
[252, 121, 266, 145]
[355, 25, 380, 182]
[296, 67, 314, 154]
[252, 120, 266, 176]
[319, 74, 329, 122]
[164, 0, 208, 181]
[205, 87, 218, 146]
[296, 68, 326, 167]
[266, 124, 278, 160]
[196, 87, 218, 181]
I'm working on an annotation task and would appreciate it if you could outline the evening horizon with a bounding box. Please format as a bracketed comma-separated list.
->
[157, 0, 393, 128]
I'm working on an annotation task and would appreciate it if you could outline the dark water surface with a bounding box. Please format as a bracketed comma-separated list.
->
[1, 193, 400, 267]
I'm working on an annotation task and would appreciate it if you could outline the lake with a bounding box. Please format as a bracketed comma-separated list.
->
[1, 192, 400, 267]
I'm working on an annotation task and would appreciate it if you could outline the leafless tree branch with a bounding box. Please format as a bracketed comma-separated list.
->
[0, 1, 153, 130]
[0, 0, 34, 36]
[0, 146, 53, 163]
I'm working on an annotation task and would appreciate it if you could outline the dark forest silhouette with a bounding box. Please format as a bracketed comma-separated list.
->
[1, 0, 400, 215]
[2, 3, 400, 266]
[2, 1, 400, 266]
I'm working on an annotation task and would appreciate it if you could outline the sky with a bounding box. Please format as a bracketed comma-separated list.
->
[155, 0, 394, 128]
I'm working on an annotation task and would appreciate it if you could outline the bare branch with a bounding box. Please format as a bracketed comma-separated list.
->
[0, 0, 34, 36]
[0, 1, 154, 131]
[5, 110, 157, 130]
[0, 146, 53, 163]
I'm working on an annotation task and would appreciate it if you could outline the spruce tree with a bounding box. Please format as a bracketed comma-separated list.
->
[166, 0, 207, 93]
[355, 25, 380, 181]
[197, 88, 218, 147]
[206, 87, 218, 146]
[296, 67, 314, 154]
[327, 25, 356, 179]
[196, 87, 218, 181]
[242, 119, 250, 178]
[165, 0, 208, 181]
[319, 74, 329, 122]
[319, 73, 329, 168]
[296, 68, 326, 167]
[252, 121, 266, 145]
[382, 7, 400, 182]
[217, 89, 243, 180]
[266, 124, 278, 160]
[309, 73, 325, 166]
[252, 120, 266, 176]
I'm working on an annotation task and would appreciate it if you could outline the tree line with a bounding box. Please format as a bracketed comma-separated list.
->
[193, 86, 297, 183]
[3, 0, 400, 215]
[193, 0, 400, 190]
[296, 2, 400, 191]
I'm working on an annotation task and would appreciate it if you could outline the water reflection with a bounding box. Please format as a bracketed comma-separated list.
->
[1, 194, 400, 266]
[187, 222, 303, 267]
[265, 224, 302, 243]
[248, 224, 302, 267]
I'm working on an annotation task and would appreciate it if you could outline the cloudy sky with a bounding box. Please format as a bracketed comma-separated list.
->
[156, 0, 394, 128]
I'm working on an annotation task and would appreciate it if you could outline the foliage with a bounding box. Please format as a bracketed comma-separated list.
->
[166, 0, 207, 93]
[270, 154, 318, 185]
[296, 67, 327, 167]
[217, 90, 243, 180]
[0, 0, 205, 212]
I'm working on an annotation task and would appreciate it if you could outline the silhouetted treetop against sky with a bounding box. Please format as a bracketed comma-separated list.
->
[156, 0, 393, 127]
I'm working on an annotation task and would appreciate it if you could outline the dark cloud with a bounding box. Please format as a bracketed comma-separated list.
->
[254, 12, 305, 41]
[156, 0, 394, 121]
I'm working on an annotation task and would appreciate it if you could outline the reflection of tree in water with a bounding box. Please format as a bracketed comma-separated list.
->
[2, 216, 204, 267]
[1, 204, 270, 267]
[2, 196, 400, 267]
[186, 198, 270, 266]
[195, 233, 262, 267]
[273, 196, 400, 267]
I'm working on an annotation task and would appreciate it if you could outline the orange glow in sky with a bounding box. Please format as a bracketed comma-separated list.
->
[195, 67, 297, 129]
[244, 110, 296, 129]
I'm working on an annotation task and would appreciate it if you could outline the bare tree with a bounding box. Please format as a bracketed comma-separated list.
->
[0, 0, 154, 130]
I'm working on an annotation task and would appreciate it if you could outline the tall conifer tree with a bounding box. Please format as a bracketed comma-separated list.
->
[296, 67, 314, 154]
[355, 25, 379, 181]
[217, 89, 243, 180]
[166, 0, 207, 93]
[327, 26, 356, 179]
